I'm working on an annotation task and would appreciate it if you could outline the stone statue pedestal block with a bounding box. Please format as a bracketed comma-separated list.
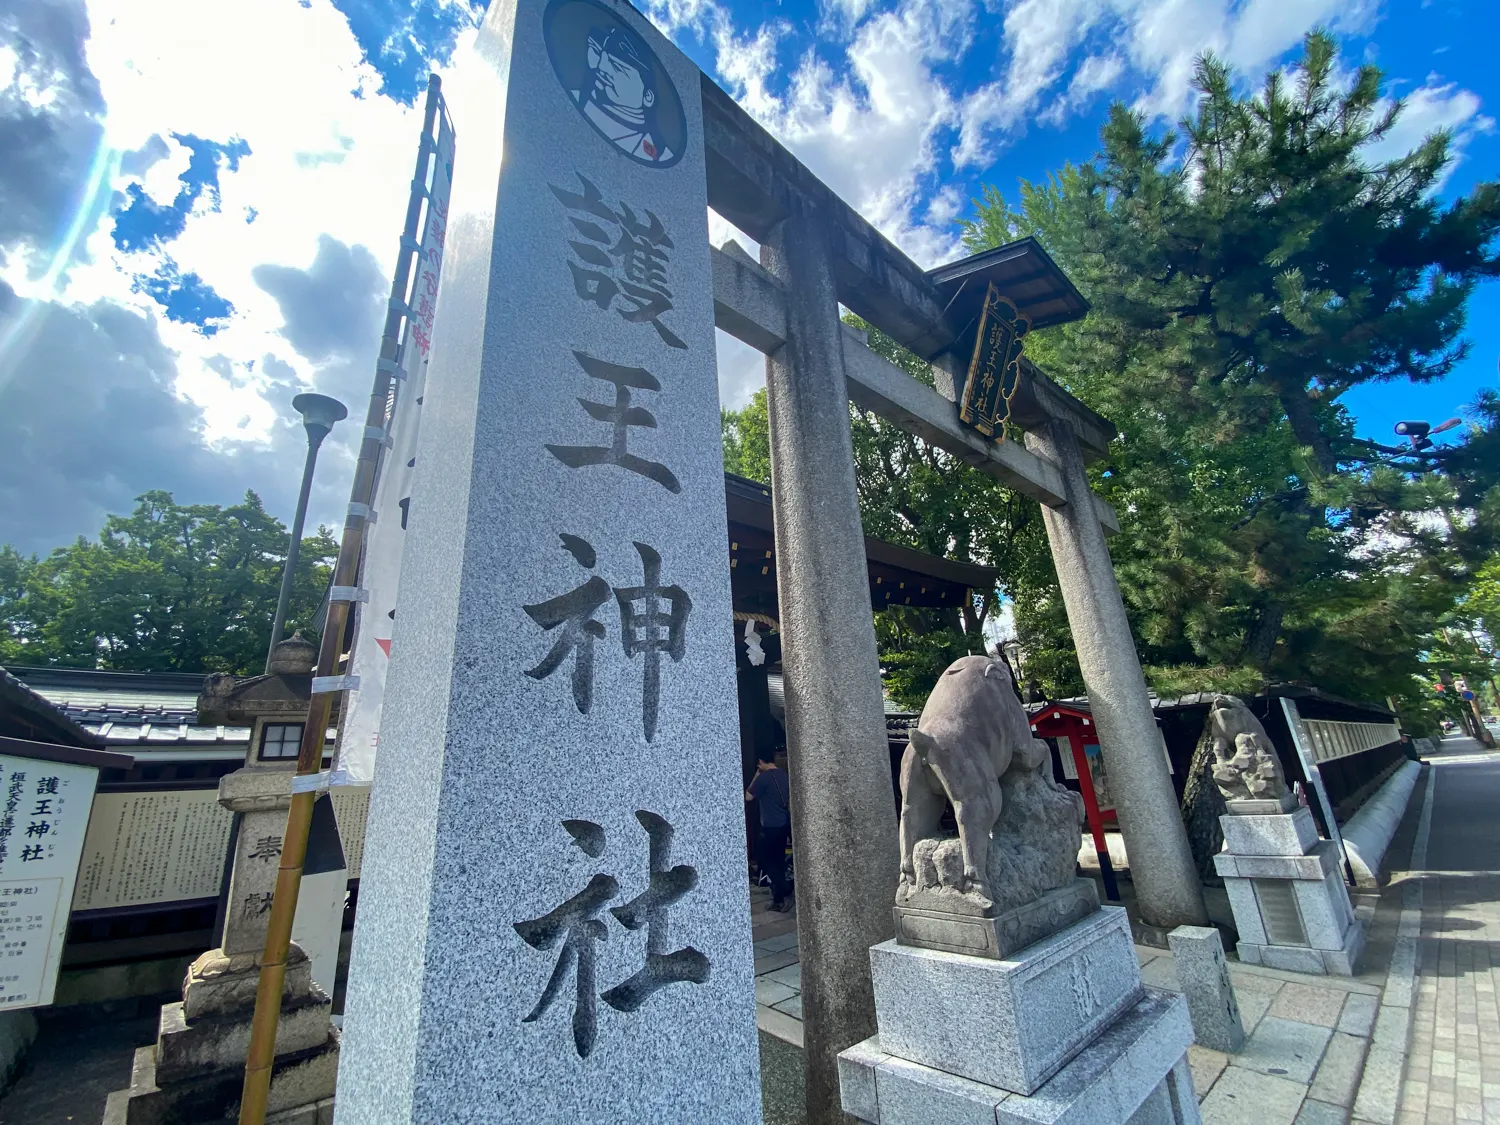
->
[870, 906, 1143, 1096]
[1215, 811, 1363, 976]
[894, 878, 1100, 960]
[102, 945, 340, 1124]
[1223, 792, 1298, 816]
[840, 988, 1200, 1124]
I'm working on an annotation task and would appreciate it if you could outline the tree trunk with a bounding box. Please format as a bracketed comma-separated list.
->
[1179, 717, 1229, 885]
[1241, 599, 1286, 669]
[1278, 386, 1339, 475]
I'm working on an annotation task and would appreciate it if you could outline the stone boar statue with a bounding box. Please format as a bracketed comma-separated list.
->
[898, 654, 1059, 906]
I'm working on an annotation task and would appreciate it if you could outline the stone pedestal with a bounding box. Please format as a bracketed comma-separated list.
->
[103, 764, 342, 1123]
[1214, 806, 1363, 975]
[840, 907, 1201, 1124]
[103, 945, 339, 1125]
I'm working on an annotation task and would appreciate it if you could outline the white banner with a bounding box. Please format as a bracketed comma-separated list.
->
[332, 107, 455, 787]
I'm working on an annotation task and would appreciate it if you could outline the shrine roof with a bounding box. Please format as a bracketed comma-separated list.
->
[724, 472, 999, 615]
[926, 238, 1089, 333]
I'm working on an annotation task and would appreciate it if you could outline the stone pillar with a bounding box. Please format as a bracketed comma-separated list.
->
[762, 212, 901, 1122]
[334, 1, 760, 1120]
[1024, 419, 1207, 929]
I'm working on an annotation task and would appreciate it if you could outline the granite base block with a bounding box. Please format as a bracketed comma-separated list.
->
[155, 995, 333, 1083]
[871, 906, 1141, 1094]
[1213, 839, 1338, 881]
[1219, 808, 1318, 857]
[1238, 917, 1364, 976]
[1223, 793, 1299, 815]
[105, 1033, 340, 1124]
[838, 988, 1199, 1125]
[894, 879, 1101, 959]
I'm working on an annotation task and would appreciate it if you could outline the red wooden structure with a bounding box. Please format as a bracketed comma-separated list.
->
[1029, 701, 1120, 900]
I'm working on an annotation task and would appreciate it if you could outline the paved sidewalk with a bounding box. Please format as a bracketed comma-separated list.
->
[1394, 737, 1500, 1125]
[751, 904, 1387, 1123]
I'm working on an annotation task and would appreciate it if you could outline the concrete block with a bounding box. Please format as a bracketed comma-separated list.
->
[894, 879, 1100, 959]
[992, 990, 1195, 1124]
[1291, 876, 1352, 951]
[1214, 852, 1326, 881]
[183, 945, 317, 1021]
[155, 996, 333, 1083]
[1164, 1055, 1200, 1124]
[1223, 879, 1268, 946]
[1255, 944, 1329, 975]
[1219, 808, 1318, 857]
[838, 1037, 890, 1122]
[1124, 1078, 1174, 1124]
[1268, 983, 1348, 1029]
[844, 989, 1194, 1125]
[1336, 993, 1377, 1037]
[1292, 1098, 1347, 1125]
[1167, 926, 1244, 1053]
[1235, 941, 1262, 966]
[1318, 922, 1364, 976]
[870, 906, 1142, 1094]
[877, 1055, 1008, 1125]
[1196, 1064, 1307, 1125]
[1237, 1016, 1333, 1085]
[1223, 794, 1299, 815]
[1307, 1032, 1368, 1107]
[1350, 1045, 1405, 1123]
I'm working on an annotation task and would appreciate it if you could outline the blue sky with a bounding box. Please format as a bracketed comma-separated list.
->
[0, 0, 1496, 554]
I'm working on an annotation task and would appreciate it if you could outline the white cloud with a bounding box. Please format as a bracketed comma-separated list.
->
[16, 0, 477, 538]
[1364, 79, 1495, 189]
[711, 0, 970, 266]
[955, 0, 1392, 168]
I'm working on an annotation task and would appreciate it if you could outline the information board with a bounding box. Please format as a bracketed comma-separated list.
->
[0, 754, 98, 1009]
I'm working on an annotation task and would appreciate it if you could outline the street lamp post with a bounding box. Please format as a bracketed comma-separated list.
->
[265, 393, 348, 673]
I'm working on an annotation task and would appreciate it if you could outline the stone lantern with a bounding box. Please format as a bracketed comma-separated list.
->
[105, 635, 344, 1124]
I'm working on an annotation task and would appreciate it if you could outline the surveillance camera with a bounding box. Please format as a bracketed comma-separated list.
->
[1394, 420, 1430, 438]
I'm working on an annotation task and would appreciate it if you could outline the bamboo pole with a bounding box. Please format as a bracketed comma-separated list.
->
[237, 74, 444, 1125]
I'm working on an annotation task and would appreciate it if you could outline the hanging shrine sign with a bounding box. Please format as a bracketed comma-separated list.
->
[957, 283, 1030, 441]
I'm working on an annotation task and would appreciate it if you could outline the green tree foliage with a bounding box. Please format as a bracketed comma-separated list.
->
[0, 492, 336, 675]
[721, 320, 1060, 710]
[958, 31, 1500, 725]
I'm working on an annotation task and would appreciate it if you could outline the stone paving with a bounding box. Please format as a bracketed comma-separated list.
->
[752, 902, 1388, 1123]
[1393, 737, 1500, 1125]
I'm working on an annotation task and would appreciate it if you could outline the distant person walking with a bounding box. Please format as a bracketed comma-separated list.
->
[745, 748, 793, 911]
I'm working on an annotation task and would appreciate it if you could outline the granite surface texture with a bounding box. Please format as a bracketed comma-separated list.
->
[1024, 420, 1208, 930]
[870, 906, 1142, 1094]
[763, 208, 899, 1123]
[1165, 926, 1243, 1054]
[1219, 808, 1318, 857]
[894, 879, 1099, 959]
[334, 0, 761, 1119]
[838, 988, 1198, 1124]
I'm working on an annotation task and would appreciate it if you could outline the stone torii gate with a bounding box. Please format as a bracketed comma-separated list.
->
[332, 3, 1207, 1123]
[701, 76, 1207, 1119]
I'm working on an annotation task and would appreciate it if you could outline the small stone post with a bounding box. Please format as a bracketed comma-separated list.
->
[1167, 925, 1244, 1053]
[1025, 419, 1208, 930]
[763, 211, 902, 1123]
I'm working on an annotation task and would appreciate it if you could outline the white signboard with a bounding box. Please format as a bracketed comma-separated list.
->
[71, 789, 231, 911]
[71, 786, 374, 912]
[0, 754, 98, 1009]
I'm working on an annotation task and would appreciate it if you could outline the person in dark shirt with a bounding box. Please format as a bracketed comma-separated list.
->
[745, 748, 792, 911]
